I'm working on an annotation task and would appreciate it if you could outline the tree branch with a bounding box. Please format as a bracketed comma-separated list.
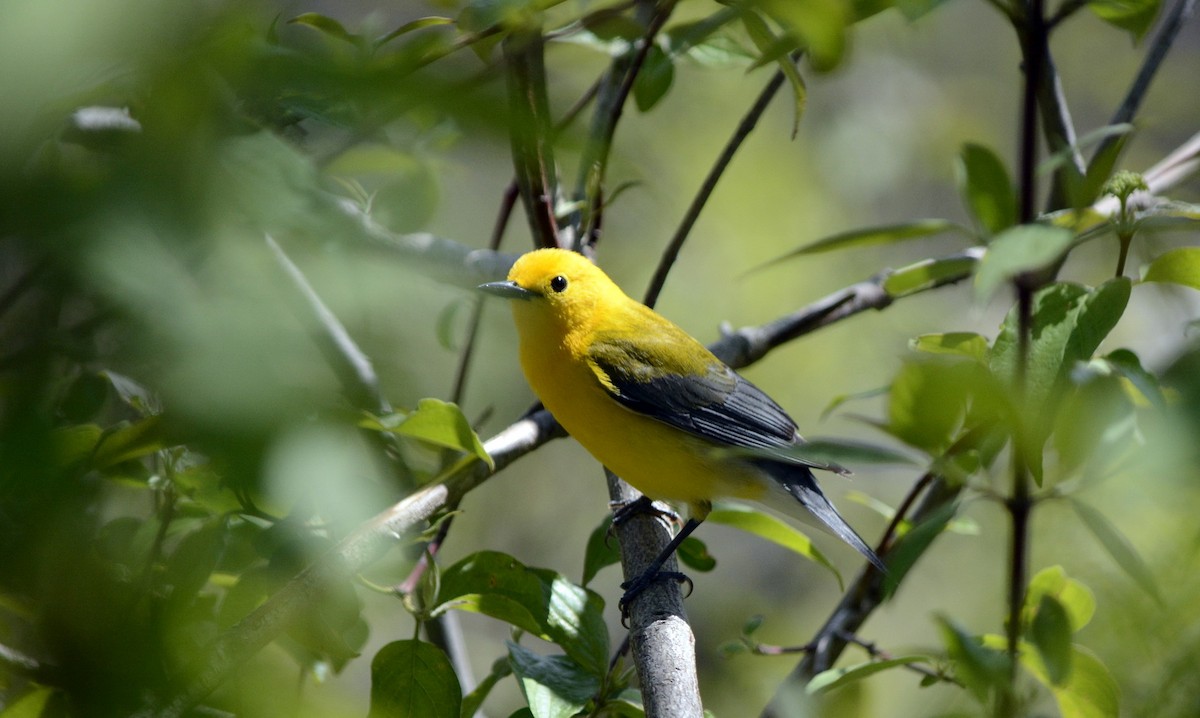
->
[138, 409, 565, 718]
[1091, 0, 1198, 167]
[574, 0, 677, 250]
[643, 65, 791, 308]
[503, 27, 562, 249]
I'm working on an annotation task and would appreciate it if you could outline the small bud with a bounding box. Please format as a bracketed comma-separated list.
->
[1102, 170, 1149, 203]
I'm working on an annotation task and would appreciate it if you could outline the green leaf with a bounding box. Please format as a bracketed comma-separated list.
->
[369, 640, 461, 718]
[957, 143, 1017, 236]
[991, 278, 1132, 422]
[0, 687, 55, 718]
[707, 503, 842, 589]
[768, 219, 968, 262]
[1070, 501, 1163, 604]
[457, 0, 538, 35]
[936, 616, 1010, 704]
[582, 12, 646, 41]
[163, 519, 226, 614]
[883, 254, 979, 298]
[507, 643, 599, 718]
[1089, 0, 1161, 42]
[664, 7, 744, 58]
[892, 0, 951, 19]
[1103, 348, 1166, 409]
[820, 385, 889, 420]
[1030, 594, 1074, 686]
[289, 13, 365, 48]
[434, 551, 610, 674]
[758, 0, 850, 71]
[740, 10, 806, 137]
[807, 656, 935, 694]
[884, 500, 957, 597]
[633, 44, 675, 112]
[436, 299, 466, 351]
[1038, 124, 1134, 179]
[462, 658, 512, 718]
[375, 16, 453, 49]
[100, 370, 161, 415]
[910, 332, 990, 362]
[1052, 371, 1135, 477]
[887, 358, 1003, 454]
[677, 536, 717, 572]
[973, 224, 1074, 303]
[1024, 645, 1121, 718]
[582, 516, 620, 587]
[92, 416, 166, 469]
[1025, 566, 1096, 633]
[370, 399, 493, 469]
[1143, 247, 1200, 290]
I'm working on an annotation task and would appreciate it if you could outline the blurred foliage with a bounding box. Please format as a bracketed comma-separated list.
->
[0, 0, 1198, 717]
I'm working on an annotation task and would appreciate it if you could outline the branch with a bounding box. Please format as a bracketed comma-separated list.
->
[138, 409, 565, 718]
[266, 235, 392, 417]
[762, 477, 963, 716]
[607, 471, 704, 717]
[643, 65, 790, 308]
[1091, 0, 1198, 166]
[574, 0, 677, 250]
[503, 27, 561, 249]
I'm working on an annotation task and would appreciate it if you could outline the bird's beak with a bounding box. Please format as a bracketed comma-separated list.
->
[478, 280, 537, 301]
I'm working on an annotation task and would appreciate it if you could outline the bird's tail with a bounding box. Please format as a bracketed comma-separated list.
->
[760, 462, 887, 573]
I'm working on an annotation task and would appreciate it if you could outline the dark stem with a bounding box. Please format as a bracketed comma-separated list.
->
[1091, 0, 1198, 166]
[643, 65, 790, 308]
[451, 183, 519, 403]
[503, 28, 561, 249]
[575, 0, 676, 251]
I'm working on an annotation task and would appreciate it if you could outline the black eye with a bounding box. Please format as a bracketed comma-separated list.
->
[549, 275, 568, 293]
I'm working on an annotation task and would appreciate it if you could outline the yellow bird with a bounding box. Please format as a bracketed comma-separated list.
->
[480, 249, 883, 605]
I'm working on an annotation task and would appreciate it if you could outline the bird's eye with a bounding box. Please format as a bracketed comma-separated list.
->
[549, 275, 568, 293]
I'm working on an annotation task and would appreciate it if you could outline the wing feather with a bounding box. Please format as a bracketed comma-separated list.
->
[586, 334, 797, 449]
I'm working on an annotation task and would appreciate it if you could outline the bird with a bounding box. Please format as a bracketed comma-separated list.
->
[479, 248, 884, 610]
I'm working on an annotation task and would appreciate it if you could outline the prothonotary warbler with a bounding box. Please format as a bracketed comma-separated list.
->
[480, 248, 884, 608]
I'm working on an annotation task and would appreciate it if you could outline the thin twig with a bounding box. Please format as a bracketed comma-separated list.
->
[503, 28, 561, 248]
[266, 234, 392, 417]
[452, 183, 519, 403]
[575, 0, 677, 250]
[1091, 0, 1198, 166]
[643, 65, 790, 308]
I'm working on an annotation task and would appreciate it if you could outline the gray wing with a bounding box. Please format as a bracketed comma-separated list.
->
[586, 335, 797, 449]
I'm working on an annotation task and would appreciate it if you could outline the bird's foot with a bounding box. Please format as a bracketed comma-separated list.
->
[609, 495, 679, 527]
[618, 569, 693, 625]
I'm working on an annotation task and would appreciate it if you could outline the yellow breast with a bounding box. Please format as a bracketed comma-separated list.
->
[514, 308, 766, 510]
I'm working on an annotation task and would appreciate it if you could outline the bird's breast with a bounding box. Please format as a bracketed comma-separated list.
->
[517, 338, 768, 509]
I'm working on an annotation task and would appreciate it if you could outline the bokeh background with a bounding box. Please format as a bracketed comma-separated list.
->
[1, 0, 1198, 715]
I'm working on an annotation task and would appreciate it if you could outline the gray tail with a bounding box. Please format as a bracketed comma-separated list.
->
[765, 463, 887, 573]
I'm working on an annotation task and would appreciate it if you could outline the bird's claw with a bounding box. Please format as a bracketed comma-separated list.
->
[609, 496, 679, 527]
[618, 569, 692, 626]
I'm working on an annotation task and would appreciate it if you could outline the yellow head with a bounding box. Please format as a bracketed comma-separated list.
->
[479, 249, 626, 339]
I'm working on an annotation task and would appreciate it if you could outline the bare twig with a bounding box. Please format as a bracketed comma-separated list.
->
[266, 234, 393, 417]
[452, 183, 520, 404]
[643, 65, 791, 308]
[503, 28, 561, 249]
[762, 477, 963, 718]
[1091, 0, 1198, 166]
[574, 0, 677, 250]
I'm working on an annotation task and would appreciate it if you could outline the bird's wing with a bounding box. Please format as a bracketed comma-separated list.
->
[585, 333, 798, 449]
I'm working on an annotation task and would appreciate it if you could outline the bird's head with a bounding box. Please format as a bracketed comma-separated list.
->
[479, 249, 620, 333]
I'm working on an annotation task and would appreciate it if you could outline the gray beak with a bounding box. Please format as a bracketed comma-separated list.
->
[478, 280, 537, 301]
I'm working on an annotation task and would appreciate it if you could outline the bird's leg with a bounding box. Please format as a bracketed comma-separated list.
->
[618, 517, 702, 620]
